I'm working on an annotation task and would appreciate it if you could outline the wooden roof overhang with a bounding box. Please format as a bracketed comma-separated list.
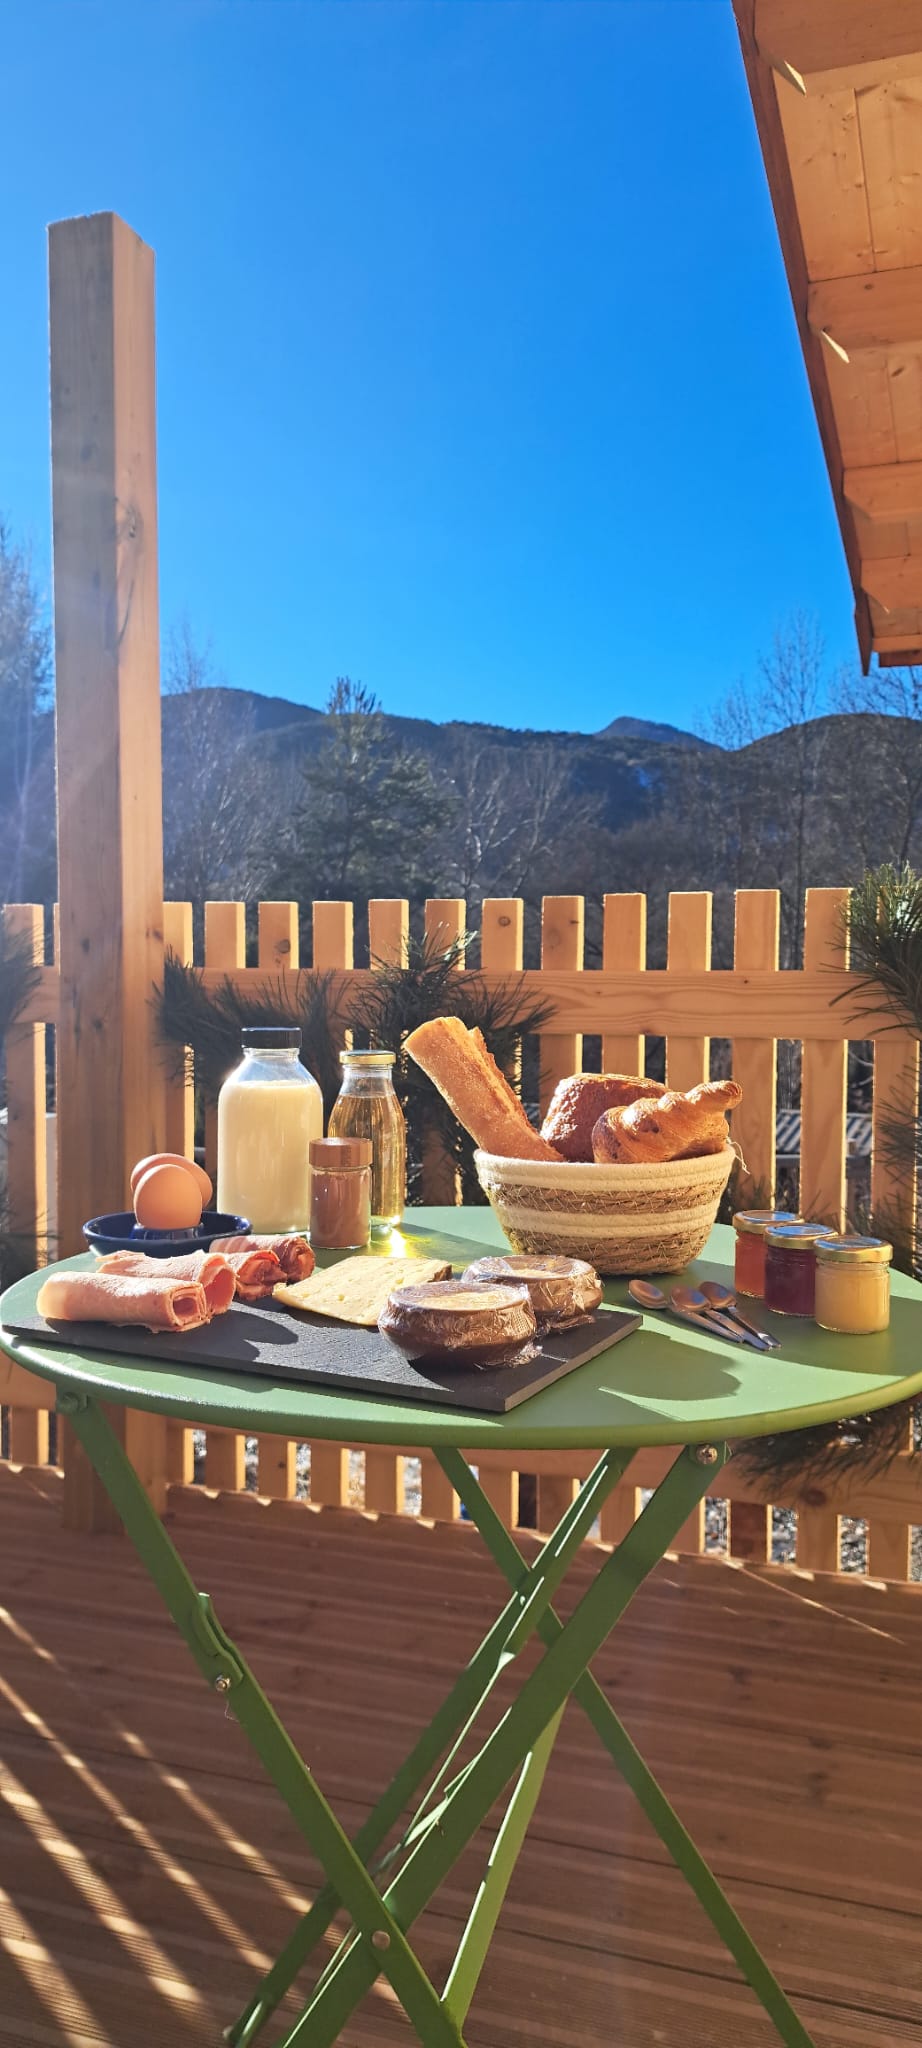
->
[733, 0, 922, 669]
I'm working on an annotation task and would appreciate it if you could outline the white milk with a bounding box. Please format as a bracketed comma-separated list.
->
[217, 1041, 323, 1233]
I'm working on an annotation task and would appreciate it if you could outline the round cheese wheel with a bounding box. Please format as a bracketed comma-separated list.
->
[378, 1279, 537, 1367]
[462, 1253, 602, 1327]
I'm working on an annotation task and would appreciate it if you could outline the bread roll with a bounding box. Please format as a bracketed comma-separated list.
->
[592, 1079, 742, 1165]
[541, 1073, 665, 1161]
[404, 1017, 560, 1161]
[462, 1254, 602, 1328]
[378, 1279, 537, 1367]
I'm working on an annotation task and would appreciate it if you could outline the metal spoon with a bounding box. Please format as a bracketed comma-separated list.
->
[672, 1285, 771, 1351]
[628, 1278, 745, 1343]
[697, 1280, 780, 1349]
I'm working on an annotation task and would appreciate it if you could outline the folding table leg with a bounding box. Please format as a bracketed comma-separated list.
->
[278, 1443, 727, 2048]
[439, 1447, 818, 2048]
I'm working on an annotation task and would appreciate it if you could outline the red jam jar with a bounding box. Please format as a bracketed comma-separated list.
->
[733, 1210, 801, 1299]
[764, 1222, 839, 1318]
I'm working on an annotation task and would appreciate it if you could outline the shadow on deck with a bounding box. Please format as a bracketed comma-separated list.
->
[0, 1462, 920, 2047]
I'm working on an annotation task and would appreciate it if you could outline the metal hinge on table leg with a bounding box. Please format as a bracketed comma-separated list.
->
[189, 1590, 245, 1693]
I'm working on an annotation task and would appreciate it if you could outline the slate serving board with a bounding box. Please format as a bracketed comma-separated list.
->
[1, 1286, 641, 1415]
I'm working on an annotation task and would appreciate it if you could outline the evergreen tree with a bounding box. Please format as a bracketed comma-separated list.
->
[273, 679, 451, 920]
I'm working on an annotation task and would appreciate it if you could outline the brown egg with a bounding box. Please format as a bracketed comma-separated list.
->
[133, 1163, 204, 1231]
[130, 1152, 212, 1205]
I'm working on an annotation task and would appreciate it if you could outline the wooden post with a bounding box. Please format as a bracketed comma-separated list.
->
[49, 213, 167, 1529]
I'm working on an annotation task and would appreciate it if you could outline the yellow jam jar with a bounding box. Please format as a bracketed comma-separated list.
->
[814, 1236, 892, 1335]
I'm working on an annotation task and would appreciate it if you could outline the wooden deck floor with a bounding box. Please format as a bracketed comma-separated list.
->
[1, 1465, 921, 2048]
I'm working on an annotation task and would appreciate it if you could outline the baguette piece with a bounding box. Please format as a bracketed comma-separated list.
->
[404, 1017, 560, 1162]
[592, 1079, 742, 1165]
[274, 1254, 452, 1327]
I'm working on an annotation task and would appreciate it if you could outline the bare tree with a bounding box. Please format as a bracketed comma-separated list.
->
[161, 622, 282, 934]
[0, 522, 54, 905]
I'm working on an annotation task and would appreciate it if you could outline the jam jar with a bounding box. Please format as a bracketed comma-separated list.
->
[814, 1236, 892, 1334]
[764, 1222, 839, 1318]
[733, 1210, 801, 1299]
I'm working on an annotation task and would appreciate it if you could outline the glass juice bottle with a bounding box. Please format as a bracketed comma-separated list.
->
[217, 1026, 323, 1232]
[328, 1050, 406, 1231]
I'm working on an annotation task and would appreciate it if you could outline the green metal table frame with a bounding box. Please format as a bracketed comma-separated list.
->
[58, 1388, 817, 2048]
[10, 1214, 922, 2046]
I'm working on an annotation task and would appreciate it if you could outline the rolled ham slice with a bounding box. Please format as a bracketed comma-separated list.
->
[36, 1271, 209, 1333]
[96, 1249, 235, 1315]
[210, 1234, 315, 1282]
[210, 1247, 284, 1302]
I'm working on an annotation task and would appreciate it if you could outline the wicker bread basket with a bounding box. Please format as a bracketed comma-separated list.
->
[473, 1143, 734, 1276]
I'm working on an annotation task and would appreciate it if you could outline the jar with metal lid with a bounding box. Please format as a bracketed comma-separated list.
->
[217, 1026, 323, 1233]
[733, 1210, 801, 1299]
[309, 1136, 373, 1250]
[764, 1221, 839, 1318]
[328, 1050, 406, 1231]
[814, 1236, 892, 1334]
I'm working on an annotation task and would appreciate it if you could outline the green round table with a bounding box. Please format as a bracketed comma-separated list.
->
[3, 1210, 921, 2048]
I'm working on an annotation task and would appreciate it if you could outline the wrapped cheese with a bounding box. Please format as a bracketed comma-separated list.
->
[462, 1253, 602, 1329]
[378, 1279, 537, 1368]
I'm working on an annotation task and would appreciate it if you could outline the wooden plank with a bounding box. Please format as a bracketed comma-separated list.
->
[203, 902, 247, 1497]
[49, 214, 166, 1254]
[257, 899, 300, 974]
[732, 891, 779, 1204]
[729, 1501, 772, 1564]
[602, 894, 646, 1074]
[193, 963, 908, 1044]
[858, 80, 922, 273]
[539, 897, 584, 1117]
[162, 902, 194, 1160]
[809, 267, 922, 354]
[536, 1474, 577, 1535]
[755, 0, 922, 92]
[165, 1420, 194, 1488]
[671, 1503, 707, 1556]
[49, 214, 168, 1533]
[419, 1456, 458, 1522]
[666, 894, 712, 1092]
[599, 1483, 639, 1546]
[421, 899, 465, 1204]
[203, 901, 246, 1182]
[9, 964, 59, 1028]
[796, 1504, 842, 1573]
[2, 905, 48, 1271]
[477, 1465, 518, 1529]
[776, 81, 872, 282]
[364, 1449, 403, 1516]
[871, 1030, 919, 1245]
[7, 1406, 50, 1468]
[309, 1443, 349, 1507]
[861, 556, 922, 613]
[254, 905, 300, 1500]
[730, 6, 878, 668]
[368, 899, 408, 969]
[481, 898, 525, 1090]
[800, 888, 850, 1226]
[308, 903, 353, 1503]
[257, 1436, 298, 1501]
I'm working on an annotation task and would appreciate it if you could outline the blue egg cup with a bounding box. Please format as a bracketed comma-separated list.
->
[82, 1211, 251, 1258]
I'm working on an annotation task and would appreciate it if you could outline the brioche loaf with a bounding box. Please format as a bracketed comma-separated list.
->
[592, 1079, 742, 1165]
[540, 1073, 665, 1161]
[378, 1279, 538, 1366]
[462, 1253, 603, 1328]
[404, 1017, 560, 1162]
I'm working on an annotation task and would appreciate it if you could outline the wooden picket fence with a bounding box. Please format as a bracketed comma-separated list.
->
[2, 885, 920, 1578]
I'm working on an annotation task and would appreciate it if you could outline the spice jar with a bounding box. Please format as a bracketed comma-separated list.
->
[309, 1137, 372, 1250]
[764, 1221, 839, 1318]
[217, 1027, 323, 1233]
[733, 1210, 801, 1299]
[815, 1236, 892, 1334]
[328, 1051, 406, 1231]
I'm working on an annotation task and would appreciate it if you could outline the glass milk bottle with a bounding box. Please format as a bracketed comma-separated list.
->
[327, 1050, 406, 1231]
[217, 1027, 323, 1233]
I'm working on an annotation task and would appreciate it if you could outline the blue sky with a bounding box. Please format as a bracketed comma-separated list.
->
[2, 0, 856, 735]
